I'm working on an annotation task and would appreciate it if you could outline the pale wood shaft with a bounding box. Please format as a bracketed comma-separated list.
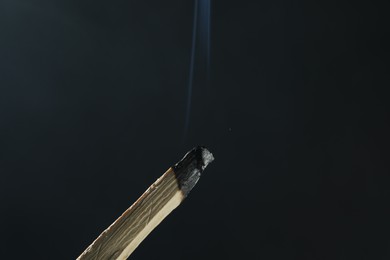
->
[77, 168, 184, 260]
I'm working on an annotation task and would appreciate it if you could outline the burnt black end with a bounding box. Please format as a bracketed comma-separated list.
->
[173, 146, 214, 197]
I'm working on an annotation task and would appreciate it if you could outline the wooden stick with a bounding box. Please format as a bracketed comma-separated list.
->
[77, 146, 214, 260]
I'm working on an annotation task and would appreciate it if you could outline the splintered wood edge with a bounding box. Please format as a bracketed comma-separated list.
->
[77, 146, 214, 260]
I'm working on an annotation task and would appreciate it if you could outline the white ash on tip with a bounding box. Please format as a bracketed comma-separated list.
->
[201, 147, 214, 170]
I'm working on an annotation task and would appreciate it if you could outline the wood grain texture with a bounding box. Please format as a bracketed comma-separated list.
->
[77, 168, 184, 260]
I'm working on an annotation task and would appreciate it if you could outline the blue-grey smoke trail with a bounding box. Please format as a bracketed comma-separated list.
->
[206, 0, 211, 73]
[184, 0, 199, 141]
[199, 0, 211, 73]
[183, 0, 211, 141]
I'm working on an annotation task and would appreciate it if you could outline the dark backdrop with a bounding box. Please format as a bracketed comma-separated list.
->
[1, 0, 389, 259]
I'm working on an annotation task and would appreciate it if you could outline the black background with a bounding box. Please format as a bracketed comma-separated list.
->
[1, 0, 389, 259]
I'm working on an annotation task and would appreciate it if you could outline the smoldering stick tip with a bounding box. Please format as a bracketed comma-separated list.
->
[173, 146, 214, 196]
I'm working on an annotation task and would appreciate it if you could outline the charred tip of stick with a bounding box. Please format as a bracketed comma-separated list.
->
[173, 146, 214, 197]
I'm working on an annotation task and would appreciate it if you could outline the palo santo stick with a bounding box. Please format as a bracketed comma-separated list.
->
[77, 146, 214, 260]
